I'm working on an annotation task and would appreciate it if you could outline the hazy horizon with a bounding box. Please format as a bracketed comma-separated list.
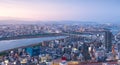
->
[0, 0, 120, 23]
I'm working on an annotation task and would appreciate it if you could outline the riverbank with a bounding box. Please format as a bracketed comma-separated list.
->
[0, 33, 64, 41]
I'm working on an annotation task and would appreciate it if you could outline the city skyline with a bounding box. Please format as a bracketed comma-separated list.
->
[0, 0, 120, 23]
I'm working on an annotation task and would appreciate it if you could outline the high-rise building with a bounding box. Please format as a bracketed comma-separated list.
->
[104, 31, 112, 52]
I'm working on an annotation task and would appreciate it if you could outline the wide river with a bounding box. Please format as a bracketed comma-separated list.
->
[0, 36, 68, 52]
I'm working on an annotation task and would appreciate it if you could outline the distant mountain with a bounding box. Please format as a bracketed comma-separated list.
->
[0, 19, 98, 24]
[0, 20, 40, 24]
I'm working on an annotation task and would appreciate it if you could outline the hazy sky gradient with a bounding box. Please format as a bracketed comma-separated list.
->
[0, 0, 120, 22]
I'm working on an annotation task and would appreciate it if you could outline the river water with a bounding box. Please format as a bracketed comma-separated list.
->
[0, 36, 67, 52]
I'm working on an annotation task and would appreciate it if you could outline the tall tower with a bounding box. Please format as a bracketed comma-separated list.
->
[105, 31, 112, 52]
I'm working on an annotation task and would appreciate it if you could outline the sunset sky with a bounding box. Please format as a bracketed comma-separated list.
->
[0, 0, 120, 22]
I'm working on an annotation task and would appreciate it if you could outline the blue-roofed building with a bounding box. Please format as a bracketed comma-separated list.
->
[26, 47, 40, 56]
